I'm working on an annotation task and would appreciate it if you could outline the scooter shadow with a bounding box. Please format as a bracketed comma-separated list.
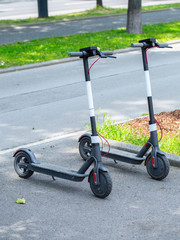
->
[25, 170, 95, 198]
[102, 158, 148, 179]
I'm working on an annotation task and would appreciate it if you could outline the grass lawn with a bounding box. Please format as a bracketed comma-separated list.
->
[96, 113, 180, 156]
[98, 123, 180, 156]
[0, 21, 180, 68]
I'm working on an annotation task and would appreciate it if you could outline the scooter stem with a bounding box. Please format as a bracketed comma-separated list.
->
[141, 48, 156, 125]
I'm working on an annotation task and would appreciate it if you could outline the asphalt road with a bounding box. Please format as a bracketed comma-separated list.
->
[1, 0, 180, 20]
[1, 8, 180, 45]
[0, 132, 180, 240]
[0, 42, 179, 151]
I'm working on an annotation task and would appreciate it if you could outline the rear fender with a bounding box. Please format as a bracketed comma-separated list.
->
[13, 148, 39, 164]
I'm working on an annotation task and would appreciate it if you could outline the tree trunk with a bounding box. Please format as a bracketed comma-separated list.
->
[37, 0, 48, 18]
[126, 0, 142, 34]
[96, 0, 103, 7]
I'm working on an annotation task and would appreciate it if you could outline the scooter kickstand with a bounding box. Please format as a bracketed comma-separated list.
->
[52, 176, 56, 181]
[114, 159, 118, 164]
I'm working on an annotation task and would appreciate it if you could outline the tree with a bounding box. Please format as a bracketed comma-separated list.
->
[126, 0, 142, 34]
[96, 0, 103, 7]
[37, 0, 48, 18]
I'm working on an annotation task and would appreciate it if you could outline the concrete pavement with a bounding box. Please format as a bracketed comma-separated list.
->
[0, 8, 180, 45]
[0, 132, 180, 240]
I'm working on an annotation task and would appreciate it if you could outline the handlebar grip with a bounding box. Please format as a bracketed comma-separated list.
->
[131, 43, 144, 47]
[101, 51, 113, 55]
[68, 52, 83, 57]
[157, 43, 169, 48]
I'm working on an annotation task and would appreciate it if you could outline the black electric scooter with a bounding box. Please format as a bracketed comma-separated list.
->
[78, 38, 171, 180]
[13, 47, 115, 198]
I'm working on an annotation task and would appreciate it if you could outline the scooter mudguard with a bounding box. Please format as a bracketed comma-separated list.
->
[145, 148, 165, 167]
[78, 133, 91, 142]
[13, 148, 39, 164]
[88, 157, 108, 184]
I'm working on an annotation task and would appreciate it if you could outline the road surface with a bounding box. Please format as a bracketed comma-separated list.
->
[0, 0, 180, 20]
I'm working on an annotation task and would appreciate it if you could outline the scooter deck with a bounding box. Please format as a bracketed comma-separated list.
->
[101, 147, 146, 165]
[30, 163, 88, 182]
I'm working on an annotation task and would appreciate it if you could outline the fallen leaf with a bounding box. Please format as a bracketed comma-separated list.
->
[16, 197, 26, 204]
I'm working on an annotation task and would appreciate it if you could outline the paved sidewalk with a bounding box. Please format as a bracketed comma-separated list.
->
[0, 8, 180, 45]
[0, 133, 180, 240]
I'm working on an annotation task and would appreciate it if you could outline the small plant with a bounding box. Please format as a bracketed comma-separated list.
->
[88, 111, 180, 155]
[141, 113, 148, 116]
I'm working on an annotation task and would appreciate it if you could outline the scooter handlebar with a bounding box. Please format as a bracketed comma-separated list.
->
[131, 43, 144, 48]
[157, 42, 172, 48]
[131, 41, 172, 48]
[68, 50, 114, 58]
[101, 51, 113, 55]
[68, 52, 83, 57]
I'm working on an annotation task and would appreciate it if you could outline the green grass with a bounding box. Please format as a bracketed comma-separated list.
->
[142, 3, 180, 11]
[0, 21, 180, 68]
[95, 114, 180, 156]
[0, 3, 180, 27]
[141, 113, 148, 116]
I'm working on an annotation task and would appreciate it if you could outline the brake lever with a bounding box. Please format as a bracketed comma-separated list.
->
[99, 52, 116, 58]
[156, 42, 173, 49]
[99, 52, 107, 58]
[106, 55, 117, 58]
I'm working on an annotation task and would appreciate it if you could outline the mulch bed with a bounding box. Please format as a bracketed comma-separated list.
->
[122, 109, 180, 137]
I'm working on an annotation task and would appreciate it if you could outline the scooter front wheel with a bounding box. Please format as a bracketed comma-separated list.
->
[89, 170, 112, 198]
[146, 153, 170, 180]
[14, 152, 34, 179]
[79, 136, 92, 161]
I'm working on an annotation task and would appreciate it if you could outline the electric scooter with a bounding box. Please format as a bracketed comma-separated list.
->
[13, 46, 115, 198]
[78, 38, 171, 180]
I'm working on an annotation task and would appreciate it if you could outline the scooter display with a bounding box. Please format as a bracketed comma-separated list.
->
[13, 46, 115, 198]
[79, 38, 171, 181]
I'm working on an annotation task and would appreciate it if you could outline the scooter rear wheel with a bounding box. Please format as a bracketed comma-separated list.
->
[89, 170, 112, 198]
[79, 136, 92, 161]
[14, 152, 34, 179]
[146, 153, 169, 180]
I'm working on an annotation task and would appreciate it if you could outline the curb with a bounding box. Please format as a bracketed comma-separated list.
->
[0, 47, 137, 74]
[104, 139, 180, 168]
[1, 39, 180, 74]
[0, 57, 80, 74]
